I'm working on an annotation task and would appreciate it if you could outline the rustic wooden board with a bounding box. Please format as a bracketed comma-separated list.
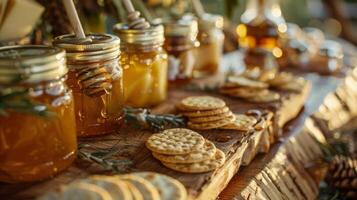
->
[0, 73, 310, 200]
[218, 71, 354, 200]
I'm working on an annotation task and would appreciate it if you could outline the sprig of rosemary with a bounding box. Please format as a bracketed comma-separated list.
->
[0, 87, 55, 117]
[78, 144, 133, 174]
[183, 83, 220, 92]
[124, 107, 186, 131]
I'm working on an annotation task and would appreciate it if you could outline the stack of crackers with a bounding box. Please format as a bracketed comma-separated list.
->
[146, 128, 226, 173]
[39, 172, 187, 200]
[220, 76, 281, 103]
[177, 96, 258, 131]
[267, 72, 307, 92]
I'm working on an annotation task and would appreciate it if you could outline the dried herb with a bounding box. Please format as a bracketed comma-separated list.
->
[0, 87, 55, 117]
[183, 83, 220, 93]
[124, 107, 186, 131]
[78, 144, 133, 174]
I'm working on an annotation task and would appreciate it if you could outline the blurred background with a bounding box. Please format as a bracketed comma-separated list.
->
[0, 0, 356, 48]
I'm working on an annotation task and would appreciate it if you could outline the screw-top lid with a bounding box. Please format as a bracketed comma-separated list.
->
[0, 45, 67, 84]
[198, 13, 224, 30]
[113, 24, 164, 46]
[163, 17, 198, 41]
[53, 33, 120, 63]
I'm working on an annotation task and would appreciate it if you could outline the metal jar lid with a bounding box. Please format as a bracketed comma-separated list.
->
[113, 24, 164, 46]
[0, 45, 67, 84]
[53, 33, 120, 63]
[198, 13, 224, 30]
[163, 17, 198, 41]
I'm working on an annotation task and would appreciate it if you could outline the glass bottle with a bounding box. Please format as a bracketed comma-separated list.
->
[113, 24, 168, 108]
[53, 34, 124, 137]
[163, 17, 199, 83]
[237, 0, 286, 53]
[193, 13, 224, 77]
[0, 45, 77, 183]
[237, 0, 286, 78]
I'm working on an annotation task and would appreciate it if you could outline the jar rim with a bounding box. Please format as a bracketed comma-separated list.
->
[0, 45, 67, 84]
[113, 23, 164, 46]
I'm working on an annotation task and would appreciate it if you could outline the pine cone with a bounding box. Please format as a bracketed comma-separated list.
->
[36, 0, 73, 37]
[326, 155, 357, 199]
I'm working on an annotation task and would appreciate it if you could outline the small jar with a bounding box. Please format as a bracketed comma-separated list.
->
[193, 14, 224, 77]
[163, 18, 199, 83]
[0, 46, 77, 183]
[53, 34, 124, 137]
[113, 24, 168, 108]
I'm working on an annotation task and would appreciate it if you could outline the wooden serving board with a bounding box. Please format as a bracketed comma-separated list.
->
[0, 73, 311, 200]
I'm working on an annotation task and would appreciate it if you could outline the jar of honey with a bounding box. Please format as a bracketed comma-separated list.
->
[193, 14, 224, 77]
[113, 24, 168, 108]
[163, 18, 199, 83]
[0, 46, 77, 183]
[53, 34, 124, 137]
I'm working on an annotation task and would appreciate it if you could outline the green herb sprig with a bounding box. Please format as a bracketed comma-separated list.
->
[124, 107, 186, 131]
[78, 144, 133, 174]
[0, 87, 55, 117]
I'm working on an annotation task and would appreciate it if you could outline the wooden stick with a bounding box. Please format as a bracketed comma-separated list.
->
[192, 0, 205, 17]
[62, 0, 86, 39]
[122, 0, 135, 13]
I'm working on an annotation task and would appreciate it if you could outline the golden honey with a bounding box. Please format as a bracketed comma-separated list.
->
[163, 17, 199, 83]
[0, 46, 77, 183]
[194, 14, 224, 77]
[237, 0, 286, 55]
[54, 34, 125, 137]
[114, 24, 168, 108]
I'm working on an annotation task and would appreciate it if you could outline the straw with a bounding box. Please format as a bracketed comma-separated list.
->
[62, 0, 86, 39]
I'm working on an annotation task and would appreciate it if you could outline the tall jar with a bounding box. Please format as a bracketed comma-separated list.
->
[0, 46, 77, 183]
[163, 18, 199, 83]
[113, 24, 168, 108]
[53, 34, 124, 137]
[193, 14, 224, 77]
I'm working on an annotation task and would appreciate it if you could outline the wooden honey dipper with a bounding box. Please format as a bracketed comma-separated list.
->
[122, 0, 150, 29]
[62, 0, 112, 97]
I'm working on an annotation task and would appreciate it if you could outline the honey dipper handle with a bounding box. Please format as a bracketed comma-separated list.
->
[192, 0, 205, 17]
[122, 0, 136, 13]
[62, 0, 86, 39]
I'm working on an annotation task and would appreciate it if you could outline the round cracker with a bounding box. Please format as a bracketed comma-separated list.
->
[80, 176, 132, 200]
[133, 172, 187, 200]
[248, 90, 280, 103]
[61, 182, 112, 200]
[119, 175, 160, 200]
[188, 115, 236, 130]
[146, 128, 205, 155]
[178, 96, 226, 111]
[227, 76, 268, 89]
[188, 111, 233, 123]
[152, 140, 216, 164]
[221, 114, 258, 131]
[162, 149, 226, 173]
[220, 87, 265, 98]
[125, 182, 144, 200]
[181, 107, 229, 117]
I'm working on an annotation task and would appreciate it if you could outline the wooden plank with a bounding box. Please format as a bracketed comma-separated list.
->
[0, 73, 310, 200]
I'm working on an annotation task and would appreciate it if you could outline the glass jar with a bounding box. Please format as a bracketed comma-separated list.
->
[193, 14, 224, 77]
[163, 17, 199, 83]
[113, 24, 168, 108]
[53, 34, 124, 137]
[0, 45, 77, 183]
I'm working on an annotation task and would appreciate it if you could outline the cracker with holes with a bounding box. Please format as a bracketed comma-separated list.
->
[146, 128, 205, 155]
[177, 96, 226, 111]
[181, 106, 229, 117]
[162, 149, 226, 173]
[188, 114, 236, 130]
[221, 114, 258, 131]
[152, 140, 216, 164]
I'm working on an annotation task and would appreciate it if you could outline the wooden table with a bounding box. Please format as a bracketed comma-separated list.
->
[1, 50, 357, 200]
